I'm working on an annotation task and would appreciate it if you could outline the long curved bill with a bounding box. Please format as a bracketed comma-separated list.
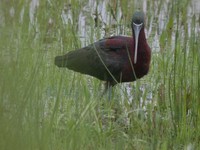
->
[133, 22, 143, 64]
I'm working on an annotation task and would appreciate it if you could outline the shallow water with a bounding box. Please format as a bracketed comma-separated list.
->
[1, 0, 199, 45]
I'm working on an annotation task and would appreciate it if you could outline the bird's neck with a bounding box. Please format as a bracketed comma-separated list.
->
[138, 28, 147, 45]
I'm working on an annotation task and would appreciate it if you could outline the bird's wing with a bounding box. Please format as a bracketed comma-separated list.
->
[60, 36, 132, 82]
[95, 36, 132, 76]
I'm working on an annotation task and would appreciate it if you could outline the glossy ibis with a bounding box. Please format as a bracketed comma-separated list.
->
[55, 11, 151, 93]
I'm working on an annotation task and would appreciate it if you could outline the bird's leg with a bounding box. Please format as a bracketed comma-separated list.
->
[100, 81, 109, 98]
[104, 81, 115, 100]
[107, 82, 112, 101]
[100, 81, 116, 100]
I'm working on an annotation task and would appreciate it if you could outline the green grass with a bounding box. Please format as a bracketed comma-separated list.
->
[0, 0, 200, 149]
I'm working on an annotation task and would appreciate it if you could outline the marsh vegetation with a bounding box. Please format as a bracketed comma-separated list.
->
[0, 0, 200, 149]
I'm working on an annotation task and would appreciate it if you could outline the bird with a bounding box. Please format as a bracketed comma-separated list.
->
[55, 11, 151, 94]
